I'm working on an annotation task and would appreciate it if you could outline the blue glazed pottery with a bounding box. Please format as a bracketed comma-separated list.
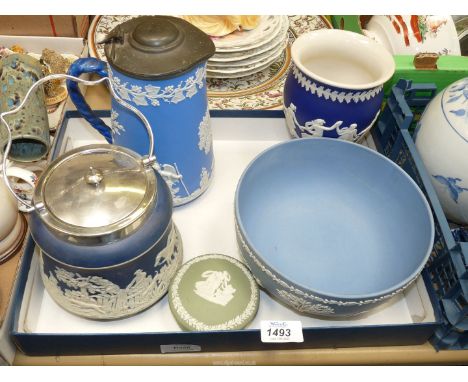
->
[30, 144, 183, 320]
[283, 29, 395, 142]
[67, 16, 216, 206]
[235, 138, 434, 317]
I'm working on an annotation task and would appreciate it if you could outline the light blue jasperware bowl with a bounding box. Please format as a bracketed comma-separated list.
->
[235, 138, 434, 317]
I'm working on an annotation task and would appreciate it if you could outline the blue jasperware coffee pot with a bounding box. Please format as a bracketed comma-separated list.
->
[67, 16, 216, 206]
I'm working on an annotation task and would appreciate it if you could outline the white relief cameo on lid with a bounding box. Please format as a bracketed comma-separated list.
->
[194, 270, 236, 306]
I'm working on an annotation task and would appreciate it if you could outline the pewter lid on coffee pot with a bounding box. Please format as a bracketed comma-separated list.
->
[101, 16, 216, 79]
[33, 144, 157, 243]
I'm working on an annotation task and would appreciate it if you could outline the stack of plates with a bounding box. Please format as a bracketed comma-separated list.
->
[88, 15, 332, 110]
[207, 15, 289, 79]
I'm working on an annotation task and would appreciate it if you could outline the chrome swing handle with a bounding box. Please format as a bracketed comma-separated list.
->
[1, 73, 156, 212]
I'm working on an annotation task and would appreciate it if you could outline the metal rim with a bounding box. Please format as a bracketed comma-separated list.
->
[33, 144, 157, 240]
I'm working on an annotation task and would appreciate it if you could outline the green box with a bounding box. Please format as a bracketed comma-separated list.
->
[330, 15, 468, 93]
[330, 15, 364, 34]
[386, 55, 468, 94]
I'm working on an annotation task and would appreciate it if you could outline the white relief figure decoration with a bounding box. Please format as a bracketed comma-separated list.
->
[292, 64, 382, 104]
[170, 254, 258, 331]
[110, 110, 125, 135]
[284, 102, 301, 137]
[236, 222, 419, 310]
[284, 102, 379, 141]
[109, 65, 206, 107]
[194, 270, 236, 306]
[200, 167, 210, 190]
[276, 289, 335, 315]
[198, 108, 212, 154]
[40, 226, 182, 319]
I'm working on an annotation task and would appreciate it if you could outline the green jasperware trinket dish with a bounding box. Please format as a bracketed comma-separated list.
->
[168, 254, 259, 331]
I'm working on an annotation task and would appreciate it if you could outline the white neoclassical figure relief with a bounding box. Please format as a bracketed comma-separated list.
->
[41, 225, 182, 319]
[194, 270, 236, 306]
[284, 102, 379, 141]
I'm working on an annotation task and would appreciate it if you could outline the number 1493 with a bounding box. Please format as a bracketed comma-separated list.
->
[266, 328, 291, 337]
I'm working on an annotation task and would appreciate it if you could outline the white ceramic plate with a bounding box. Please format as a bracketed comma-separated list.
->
[209, 16, 289, 63]
[213, 15, 283, 52]
[364, 15, 461, 56]
[88, 15, 138, 61]
[207, 38, 288, 72]
[88, 15, 333, 110]
[89, 15, 285, 58]
[207, 47, 286, 78]
[207, 16, 332, 109]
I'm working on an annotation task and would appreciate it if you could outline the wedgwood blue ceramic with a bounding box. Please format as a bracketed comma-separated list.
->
[283, 29, 395, 142]
[67, 16, 216, 206]
[31, 147, 183, 320]
[1, 74, 183, 320]
[235, 138, 434, 317]
[30, 145, 182, 320]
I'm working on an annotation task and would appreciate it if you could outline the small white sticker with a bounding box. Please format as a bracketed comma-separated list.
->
[261, 320, 304, 343]
[160, 344, 202, 354]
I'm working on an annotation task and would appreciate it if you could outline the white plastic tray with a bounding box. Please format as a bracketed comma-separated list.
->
[16, 115, 436, 338]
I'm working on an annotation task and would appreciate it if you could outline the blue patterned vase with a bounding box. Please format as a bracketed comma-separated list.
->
[283, 29, 395, 142]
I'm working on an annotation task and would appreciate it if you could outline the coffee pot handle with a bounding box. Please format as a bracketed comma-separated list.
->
[1, 73, 156, 212]
[66, 58, 114, 143]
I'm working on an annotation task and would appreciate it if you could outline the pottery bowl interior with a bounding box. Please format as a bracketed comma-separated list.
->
[235, 138, 434, 300]
[291, 29, 395, 90]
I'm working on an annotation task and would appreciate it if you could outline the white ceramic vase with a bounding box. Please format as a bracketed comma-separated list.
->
[415, 77, 468, 225]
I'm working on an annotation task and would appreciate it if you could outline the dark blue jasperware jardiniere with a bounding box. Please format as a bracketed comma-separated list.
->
[283, 29, 395, 142]
[235, 138, 434, 317]
[67, 16, 216, 206]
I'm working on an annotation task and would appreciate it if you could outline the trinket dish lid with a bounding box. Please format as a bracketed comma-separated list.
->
[33, 144, 157, 241]
[168, 254, 259, 331]
[102, 16, 215, 79]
